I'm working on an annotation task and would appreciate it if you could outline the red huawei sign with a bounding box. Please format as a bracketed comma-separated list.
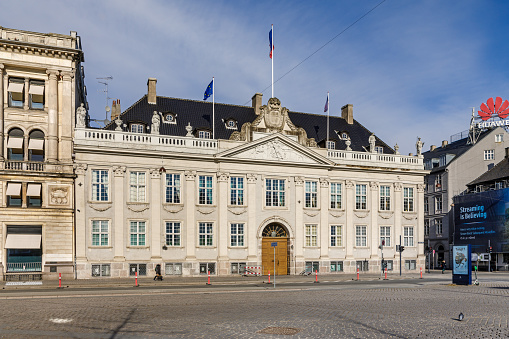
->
[478, 97, 509, 120]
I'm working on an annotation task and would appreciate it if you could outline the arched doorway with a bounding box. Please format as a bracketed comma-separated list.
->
[261, 223, 289, 275]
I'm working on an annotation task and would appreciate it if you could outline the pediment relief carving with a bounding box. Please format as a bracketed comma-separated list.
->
[354, 210, 370, 218]
[230, 139, 316, 163]
[127, 203, 150, 213]
[89, 202, 112, 212]
[162, 205, 184, 213]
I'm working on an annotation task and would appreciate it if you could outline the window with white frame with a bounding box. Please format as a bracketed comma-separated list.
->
[92, 220, 109, 246]
[305, 224, 318, 246]
[265, 179, 285, 207]
[330, 225, 342, 247]
[230, 177, 244, 205]
[375, 146, 383, 154]
[424, 220, 430, 236]
[92, 170, 109, 201]
[403, 226, 414, 247]
[380, 226, 391, 247]
[230, 223, 245, 246]
[341, 132, 348, 140]
[305, 181, 318, 208]
[424, 198, 429, 214]
[92, 264, 110, 277]
[484, 149, 494, 160]
[198, 130, 211, 139]
[355, 225, 367, 247]
[403, 187, 414, 212]
[436, 218, 443, 235]
[198, 175, 213, 205]
[165, 173, 181, 203]
[435, 195, 442, 213]
[199, 222, 213, 246]
[496, 133, 504, 142]
[130, 221, 146, 246]
[129, 172, 146, 202]
[379, 185, 391, 211]
[165, 221, 181, 246]
[495, 181, 505, 190]
[327, 140, 335, 150]
[130, 123, 144, 133]
[330, 182, 342, 209]
[435, 174, 442, 190]
[355, 184, 367, 210]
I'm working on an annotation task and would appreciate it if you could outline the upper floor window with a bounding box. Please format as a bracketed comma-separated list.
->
[27, 183, 42, 207]
[28, 130, 45, 162]
[403, 226, 414, 246]
[379, 185, 391, 211]
[164, 113, 176, 124]
[198, 175, 213, 205]
[199, 222, 213, 246]
[130, 124, 144, 133]
[230, 177, 244, 205]
[403, 187, 414, 212]
[29, 80, 45, 110]
[355, 225, 367, 247]
[424, 220, 430, 236]
[230, 223, 245, 246]
[7, 128, 24, 161]
[198, 130, 211, 139]
[439, 155, 446, 167]
[129, 172, 146, 202]
[327, 141, 335, 150]
[225, 120, 237, 129]
[92, 220, 109, 246]
[92, 170, 109, 201]
[8, 77, 24, 108]
[266, 179, 285, 207]
[130, 221, 146, 246]
[330, 225, 343, 247]
[355, 184, 367, 210]
[375, 146, 383, 154]
[165, 173, 181, 204]
[341, 132, 348, 140]
[436, 218, 443, 235]
[484, 149, 494, 161]
[165, 221, 181, 246]
[495, 181, 504, 190]
[435, 195, 442, 213]
[305, 224, 318, 247]
[305, 181, 318, 208]
[330, 182, 342, 209]
[6, 182, 22, 207]
[435, 174, 442, 191]
[424, 198, 429, 214]
[496, 134, 504, 143]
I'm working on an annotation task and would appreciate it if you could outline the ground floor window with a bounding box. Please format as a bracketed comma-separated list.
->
[129, 263, 147, 276]
[165, 263, 182, 275]
[330, 261, 343, 272]
[305, 261, 319, 273]
[200, 262, 215, 274]
[405, 260, 416, 270]
[230, 262, 246, 274]
[92, 264, 111, 277]
[356, 260, 369, 272]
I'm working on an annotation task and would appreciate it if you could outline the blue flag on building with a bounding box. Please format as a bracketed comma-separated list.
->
[203, 79, 213, 101]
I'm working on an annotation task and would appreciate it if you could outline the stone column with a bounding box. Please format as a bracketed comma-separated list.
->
[23, 78, 29, 110]
[113, 166, 126, 261]
[185, 171, 197, 261]
[60, 71, 73, 163]
[150, 169, 162, 260]
[370, 181, 379, 258]
[74, 164, 88, 262]
[0, 63, 4, 160]
[46, 70, 59, 163]
[345, 181, 355, 265]
[217, 172, 229, 266]
[394, 182, 402, 266]
[246, 174, 257, 261]
[319, 178, 329, 261]
[294, 177, 304, 266]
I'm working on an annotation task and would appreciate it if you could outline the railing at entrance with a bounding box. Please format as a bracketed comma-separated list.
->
[6, 262, 42, 272]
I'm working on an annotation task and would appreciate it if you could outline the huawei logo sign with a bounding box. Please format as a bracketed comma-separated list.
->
[478, 97, 509, 120]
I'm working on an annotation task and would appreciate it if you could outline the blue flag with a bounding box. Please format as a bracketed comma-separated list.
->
[203, 79, 213, 101]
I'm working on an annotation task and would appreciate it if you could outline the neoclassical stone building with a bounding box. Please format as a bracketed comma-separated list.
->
[0, 27, 86, 280]
[73, 79, 427, 278]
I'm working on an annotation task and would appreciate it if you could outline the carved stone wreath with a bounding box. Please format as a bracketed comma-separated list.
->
[162, 205, 184, 213]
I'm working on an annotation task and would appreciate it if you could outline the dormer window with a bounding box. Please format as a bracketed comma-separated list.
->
[340, 132, 349, 140]
[130, 123, 145, 133]
[327, 140, 335, 150]
[164, 113, 177, 124]
[225, 119, 237, 130]
[198, 130, 211, 139]
[375, 146, 383, 154]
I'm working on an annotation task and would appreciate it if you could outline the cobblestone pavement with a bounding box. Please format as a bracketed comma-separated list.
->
[0, 280, 507, 338]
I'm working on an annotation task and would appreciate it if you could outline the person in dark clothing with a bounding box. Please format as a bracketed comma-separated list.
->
[154, 264, 163, 281]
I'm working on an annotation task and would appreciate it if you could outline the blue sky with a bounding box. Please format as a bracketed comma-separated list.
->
[3, 0, 509, 154]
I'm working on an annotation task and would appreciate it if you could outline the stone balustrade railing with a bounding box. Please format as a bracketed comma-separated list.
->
[327, 150, 423, 170]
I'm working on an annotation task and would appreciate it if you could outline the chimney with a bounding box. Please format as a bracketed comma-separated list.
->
[111, 99, 121, 120]
[147, 78, 157, 105]
[442, 140, 448, 148]
[430, 145, 436, 152]
[341, 104, 353, 124]
[252, 93, 263, 115]
[505, 147, 509, 159]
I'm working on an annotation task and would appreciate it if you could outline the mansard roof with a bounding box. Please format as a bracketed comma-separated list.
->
[104, 95, 394, 153]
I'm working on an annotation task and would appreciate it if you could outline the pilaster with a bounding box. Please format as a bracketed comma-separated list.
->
[46, 69, 59, 162]
[319, 177, 329, 260]
[60, 71, 73, 163]
[294, 176, 304, 261]
[217, 172, 229, 260]
[417, 183, 425, 258]
[23, 78, 29, 110]
[394, 182, 402, 251]
[150, 169, 162, 259]
[75, 163, 88, 260]
[0, 64, 4, 160]
[345, 180, 354, 259]
[113, 166, 126, 260]
[247, 173, 257, 261]
[185, 170, 196, 260]
[370, 181, 379, 258]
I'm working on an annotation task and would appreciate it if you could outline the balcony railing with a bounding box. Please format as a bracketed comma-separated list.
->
[327, 150, 423, 169]
[6, 262, 42, 272]
[5, 161, 45, 171]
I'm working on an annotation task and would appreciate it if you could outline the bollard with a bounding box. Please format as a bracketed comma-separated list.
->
[384, 267, 387, 280]
[135, 271, 138, 287]
[268, 270, 271, 284]
[357, 268, 359, 281]
[420, 267, 423, 279]
[207, 270, 211, 285]
[314, 269, 319, 283]
[59, 273, 62, 288]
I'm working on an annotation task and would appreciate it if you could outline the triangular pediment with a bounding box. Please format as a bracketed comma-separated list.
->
[217, 133, 333, 165]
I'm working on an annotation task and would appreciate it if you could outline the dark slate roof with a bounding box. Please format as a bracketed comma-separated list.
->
[104, 95, 394, 153]
[468, 157, 509, 186]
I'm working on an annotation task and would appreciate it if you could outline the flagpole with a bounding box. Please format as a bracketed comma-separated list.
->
[271, 24, 274, 98]
[327, 92, 329, 150]
[212, 77, 215, 139]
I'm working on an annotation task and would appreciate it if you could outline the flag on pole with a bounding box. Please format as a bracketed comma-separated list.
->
[203, 79, 213, 101]
[269, 27, 274, 59]
[324, 93, 329, 112]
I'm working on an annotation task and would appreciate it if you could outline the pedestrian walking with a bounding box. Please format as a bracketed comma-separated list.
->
[154, 264, 163, 281]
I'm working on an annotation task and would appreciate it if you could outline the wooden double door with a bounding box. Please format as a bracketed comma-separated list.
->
[262, 237, 288, 275]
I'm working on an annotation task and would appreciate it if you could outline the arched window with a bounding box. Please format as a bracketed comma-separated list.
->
[7, 128, 24, 161]
[28, 130, 45, 162]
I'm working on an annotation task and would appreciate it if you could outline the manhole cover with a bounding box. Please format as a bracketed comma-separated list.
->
[257, 327, 301, 335]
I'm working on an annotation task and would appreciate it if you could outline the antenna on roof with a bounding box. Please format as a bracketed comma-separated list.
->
[468, 107, 482, 145]
[96, 76, 113, 126]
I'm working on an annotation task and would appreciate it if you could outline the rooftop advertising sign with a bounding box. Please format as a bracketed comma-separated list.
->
[477, 97, 509, 128]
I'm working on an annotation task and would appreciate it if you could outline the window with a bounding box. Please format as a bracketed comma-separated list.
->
[198, 130, 211, 139]
[7, 128, 24, 161]
[165, 222, 181, 246]
[91, 220, 109, 246]
[330, 261, 343, 272]
[129, 172, 146, 202]
[129, 263, 147, 276]
[305, 224, 318, 246]
[384, 260, 394, 271]
[92, 170, 109, 201]
[405, 260, 416, 270]
[305, 181, 318, 208]
[484, 149, 494, 160]
[356, 260, 369, 272]
[341, 132, 348, 140]
[495, 181, 504, 190]
[200, 262, 216, 274]
[230, 177, 244, 205]
[355, 225, 367, 247]
[424, 198, 429, 214]
[27, 183, 42, 207]
[225, 120, 237, 129]
[231, 262, 246, 274]
[8, 77, 24, 108]
[435, 175, 442, 191]
[496, 134, 504, 142]
[29, 80, 45, 109]
[375, 146, 383, 154]
[305, 261, 319, 273]
[6, 182, 22, 207]
[327, 140, 335, 150]
[28, 130, 45, 162]
[330, 225, 343, 247]
[355, 184, 367, 210]
[198, 175, 213, 205]
[439, 155, 446, 167]
[165, 173, 181, 203]
[130, 221, 146, 246]
[165, 263, 182, 275]
[230, 223, 245, 246]
[130, 124, 144, 133]
[199, 222, 213, 246]
[475, 185, 483, 193]
[403, 226, 414, 247]
[330, 182, 342, 209]
[91, 264, 110, 277]
[379, 185, 391, 211]
[435, 196, 442, 213]
[380, 226, 391, 247]
[403, 187, 414, 212]
[165, 114, 176, 124]
[436, 219, 443, 235]
[424, 220, 430, 236]
[265, 179, 285, 207]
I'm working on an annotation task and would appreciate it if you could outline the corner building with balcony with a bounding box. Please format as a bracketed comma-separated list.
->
[75, 79, 427, 278]
[0, 27, 86, 280]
